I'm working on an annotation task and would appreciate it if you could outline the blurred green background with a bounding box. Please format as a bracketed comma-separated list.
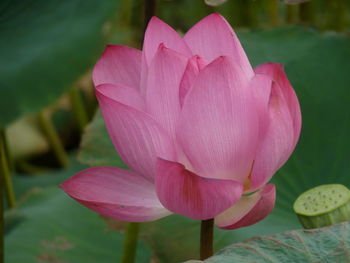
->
[1, 0, 350, 262]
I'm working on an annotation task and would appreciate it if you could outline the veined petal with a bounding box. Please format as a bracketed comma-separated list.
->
[184, 13, 253, 78]
[216, 184, 276, 230]
[179, 55, 207, 107]
[96, 87, 176, 180]
[255, 63, 302, 146]
[140, 53, 149, 96]
[155, 159, 243, 220]
[92, 45, 141, 90]
[146, 45, 188, 137]
[140, 17, 192, 96]
[143, 17, 192, 65]
[250, 65, 301, 190]
[250, 74, 273, 142]
[177, 56, 259, 182]
[96, 83, 145, 111]
[61, 167, 171, 222]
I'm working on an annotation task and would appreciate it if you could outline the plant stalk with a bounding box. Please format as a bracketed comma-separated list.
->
[286, 4, 299, 24]
[241, 0, 258, 28]
[0, 139, 4, 263]
[121, 223, 140, 263]
[0, 130, 14, 172]
[266, 0, 279, 26]
[0, 130, 16, 209]
[69, 87, 89, 133]
[326, 0, 347, 31]
[299, 1, 315, 25]
[120, 0, 133, 28]
[200, 218, 214, 260]
[37, 111, 69, 167]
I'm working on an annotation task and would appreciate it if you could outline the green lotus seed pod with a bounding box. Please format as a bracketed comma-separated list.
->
[293, 184, 350, 229]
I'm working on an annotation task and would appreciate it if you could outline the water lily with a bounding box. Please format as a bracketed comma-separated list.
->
[62, 14, 301, 230]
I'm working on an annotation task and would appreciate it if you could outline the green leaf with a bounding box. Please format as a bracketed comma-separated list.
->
[5, 187, 152, 263]
[0, 0, 120, 127]
[77, 27, 350, 262]
[189, 222, 350, 262]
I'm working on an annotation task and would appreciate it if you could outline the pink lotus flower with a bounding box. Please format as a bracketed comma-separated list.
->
[62, 14, 301, 230]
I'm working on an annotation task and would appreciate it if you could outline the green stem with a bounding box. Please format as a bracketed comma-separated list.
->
[0, 130, 16, 209]
[69, 87, 89, 133]
[266, 0, 279, 26]
[119, 0, 133, 28]
[326, 0, 347, 31]
[121, 223, 139, 263]
[299, 1, 315, 25]
[0, 141, 4, 263]
[286, 4, 299, 24]
[241, 0, 258, 28]
[37, 111, 69, 168]
[16, 159, 51, 174]
[200, 219, 214, 260]
[0, 130, 14, 172]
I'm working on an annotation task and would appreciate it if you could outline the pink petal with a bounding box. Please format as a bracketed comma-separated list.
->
[179, 55, 207, 107]
[143, 17, 192, 65]
[255, 63, 302, 146]
[146, 44, 188, 137]
[155, 159, 243, 220]
[184, 13, 253, 78]
[96, 87, 176, 180]
[140, 17, 192, 96]
[96, 83, 145, 111]
[177, 56, 259, 183]
[250, 64, 301, 190]
[61, 167, 171, 222]
[250, 74, 273, 143]
[215, 184, 276, 230]
[92, 45, 141, 90]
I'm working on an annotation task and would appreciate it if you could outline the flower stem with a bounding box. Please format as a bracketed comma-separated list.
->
[69, 87, 89, 133]
[37, 111, 69, 168]
[0, 130, 14, 172]
[0, 137, 4, 263]
[266, 0, 279, 26]
[240, 0, 258, 28]
[119, 0, 133, 28]
[299, 1, 315, 26]
[0, 130, 16, 209]
[326, 0, 347, 31]
[286, 4, 299, 24]
[200, 218, 214, 260]
[121, 223, 139, 263]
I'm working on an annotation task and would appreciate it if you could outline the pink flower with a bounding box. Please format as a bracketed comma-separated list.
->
[62, 14, 301, 229]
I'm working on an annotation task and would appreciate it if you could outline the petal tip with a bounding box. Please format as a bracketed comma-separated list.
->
[202, 13, 227, 24]
[60, 176, 78, 196]
[94, 83, 109, 99]
[145, 16, 171, 36]
[264, 184, 276, 195]
[148, 16, 164, 25]
[59, 182, 65, 191]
